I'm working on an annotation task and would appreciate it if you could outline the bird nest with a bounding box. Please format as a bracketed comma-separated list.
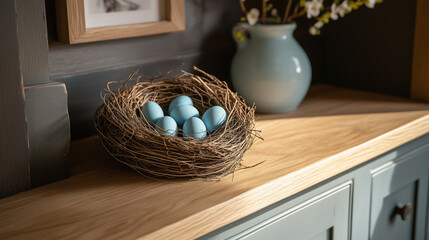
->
[94, 67, 262, 180]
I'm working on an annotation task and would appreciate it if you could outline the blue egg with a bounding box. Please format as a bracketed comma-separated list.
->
[183, 117, 207, 140]
[155, 116, 178, 137]
[202, 106, 227, 133]
[141, 101, 164, 125]
[170, 105, 199, 126]
[168, 95, 194, 114]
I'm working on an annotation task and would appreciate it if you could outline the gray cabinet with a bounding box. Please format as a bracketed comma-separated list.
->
[229, 182, 351, 240]
[370, 146, 429, 240]
[200, 135, 429, 240]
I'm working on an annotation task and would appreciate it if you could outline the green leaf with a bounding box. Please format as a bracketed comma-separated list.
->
[235, 31, 245, 41]
[317, 12, 331, 23]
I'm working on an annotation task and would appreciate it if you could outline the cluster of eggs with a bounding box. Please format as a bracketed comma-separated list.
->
[141, 95, 227, 140]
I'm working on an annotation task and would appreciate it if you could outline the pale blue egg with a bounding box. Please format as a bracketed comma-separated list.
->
[170, 105, 199, 126]
[155, 116, 178, 137]
[168, 95, 194, 114]
[202, 106, 227, 133]
[183, 117, 207, 140]
[141, 101, 164, 125]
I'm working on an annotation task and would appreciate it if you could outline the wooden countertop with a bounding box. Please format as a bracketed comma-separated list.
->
[1, 85, 429, 240]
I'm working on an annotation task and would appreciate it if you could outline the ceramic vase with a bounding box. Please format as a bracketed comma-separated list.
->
[231, 22, 311, 113]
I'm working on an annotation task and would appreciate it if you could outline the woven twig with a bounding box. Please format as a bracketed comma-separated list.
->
[94, 67, 262, 180]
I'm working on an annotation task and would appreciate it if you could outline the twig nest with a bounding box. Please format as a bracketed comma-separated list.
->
[94, 67, 261, 180]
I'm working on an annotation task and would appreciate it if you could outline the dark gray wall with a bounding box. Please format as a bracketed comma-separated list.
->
[322, 0, 417, 98]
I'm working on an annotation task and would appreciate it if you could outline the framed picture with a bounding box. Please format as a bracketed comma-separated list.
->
[55, 0, 185, 44]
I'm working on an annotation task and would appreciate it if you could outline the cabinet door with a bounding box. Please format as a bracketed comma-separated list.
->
[370, 148, 429, 240]
[228, 182, 351, 240]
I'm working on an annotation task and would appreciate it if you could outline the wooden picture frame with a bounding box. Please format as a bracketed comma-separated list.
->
[55, 0, 185, 44]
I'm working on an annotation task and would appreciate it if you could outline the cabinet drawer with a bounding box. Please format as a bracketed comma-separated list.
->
[370, 147, 429, 240]
[230, 182, 351, 240]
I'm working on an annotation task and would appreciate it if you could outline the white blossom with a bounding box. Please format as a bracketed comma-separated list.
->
[366, 0, 376, 8]
[305, 0, 324, 19]
[336, 8, 345, 17]
[271, 8, 278, 16]
[247, 8, 260, 26]
[314, 21, 324, 29]
[309, 26, 318, 36]
[341, 0, 352, 11]
[335, 0, 351, 18]
[330, 4, 339, 20]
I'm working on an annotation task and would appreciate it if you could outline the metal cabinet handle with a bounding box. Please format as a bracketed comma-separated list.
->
[394, 202, 413, 221]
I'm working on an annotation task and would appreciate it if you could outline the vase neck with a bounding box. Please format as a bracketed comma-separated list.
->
[246, 22, 296, 38]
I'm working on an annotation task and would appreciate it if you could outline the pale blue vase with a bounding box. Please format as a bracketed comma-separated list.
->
[231, 22, 311, 113]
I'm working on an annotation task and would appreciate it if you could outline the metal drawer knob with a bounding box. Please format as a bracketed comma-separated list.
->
[394, 202, 413, 221]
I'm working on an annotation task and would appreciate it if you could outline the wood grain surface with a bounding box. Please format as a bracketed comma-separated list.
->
[1, 85, 429, 239]
[56, 0, 185, 44]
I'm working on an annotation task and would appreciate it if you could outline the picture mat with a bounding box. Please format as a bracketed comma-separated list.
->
[84, 0, 165, 29]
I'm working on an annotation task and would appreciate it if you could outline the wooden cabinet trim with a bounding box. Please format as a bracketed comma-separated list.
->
[411, 0, 429, 101]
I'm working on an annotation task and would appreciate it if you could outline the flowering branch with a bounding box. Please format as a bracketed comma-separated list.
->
[282, 0, 293, 24]
[287, 8, 306, 22]
[239, 0, 247, 15]
[238, 0, 383, 36]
